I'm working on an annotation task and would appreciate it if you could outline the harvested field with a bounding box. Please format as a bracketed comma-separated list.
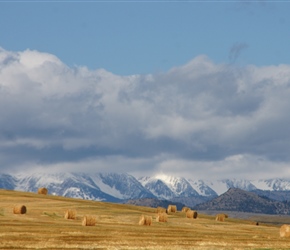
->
[0, 189, 289, 249]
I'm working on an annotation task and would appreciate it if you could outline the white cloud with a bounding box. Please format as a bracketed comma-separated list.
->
[1, 48, 290, 179]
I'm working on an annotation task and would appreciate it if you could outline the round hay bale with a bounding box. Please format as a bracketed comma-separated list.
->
[139, 215, 145, 225]
[82, 215, 96, 226]
[156, 212, 168, 222]
[64, 209, 76, 220]
[186, 210, 198, 219]
[280, 224, 290, 237]
[13, 205, 26, 214]
[139, 215, 152, 226]
[167, 205, 177, 213]
[145, 215, 152, 225]
[182, 206, 190, 213]
[186, 210, 194, 218]
[156, 206, 166, 213]
[38, 187, 48, 195]
[215, 213, 227, 222]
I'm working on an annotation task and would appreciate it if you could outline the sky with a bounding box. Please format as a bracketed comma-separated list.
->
[0, 1, 290, 180]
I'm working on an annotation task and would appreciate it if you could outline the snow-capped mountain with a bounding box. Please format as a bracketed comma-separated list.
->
[252, 178, 290, 191]
[187, 179, 217, 197]
[139, 176, 258, 198]
[138, 176, 175, 200]
[1, 172, 290, 207]
[90, 173, 155, 200]
[14, 172, 121, 202]
[200, 179, 257, 196]
[139, 175, 199, 199]
[0, 174, 17, 190]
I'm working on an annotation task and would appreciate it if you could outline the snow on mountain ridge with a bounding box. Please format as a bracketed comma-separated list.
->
[140, 174, 290, 197]
[14, 172, 78, 191]
[252, 178, 290, 191]
[90, 172, 154, 200]
[194, 180, 229, 196]
[224, 179, 257, 191]
[153, 174, 191, 195]
[187, 179, 217, 196]
[141, 174, 199, 198]
[2, 172, 290, 204]
[90, 174, 125, 199]
[138, 176, 175, 200]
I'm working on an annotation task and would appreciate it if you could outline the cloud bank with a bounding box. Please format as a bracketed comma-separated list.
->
[1, 48, 290, 179]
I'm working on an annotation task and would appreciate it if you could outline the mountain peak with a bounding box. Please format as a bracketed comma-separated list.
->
[153, 174, 178, 184]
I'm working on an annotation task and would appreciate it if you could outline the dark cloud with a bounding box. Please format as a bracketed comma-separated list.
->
[1, 49, 290, 179]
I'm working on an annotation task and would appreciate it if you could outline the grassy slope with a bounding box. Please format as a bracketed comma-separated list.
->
[0, 189, 290, 250]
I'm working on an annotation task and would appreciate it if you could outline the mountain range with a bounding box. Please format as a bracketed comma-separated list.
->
[1, 172, 290, 210]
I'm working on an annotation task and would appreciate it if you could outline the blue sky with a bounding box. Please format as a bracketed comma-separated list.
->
[1, 1, 290, 75]
[1, 1, 290, 179]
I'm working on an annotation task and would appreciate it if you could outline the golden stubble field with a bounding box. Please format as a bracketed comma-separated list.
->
[0, 189, 290, 250]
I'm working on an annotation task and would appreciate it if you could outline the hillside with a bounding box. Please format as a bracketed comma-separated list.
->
[194, 188, 290, 214]
[1, 188, 290, 249]
[252, 189, 290, 202]
[125, 198, 185, 210]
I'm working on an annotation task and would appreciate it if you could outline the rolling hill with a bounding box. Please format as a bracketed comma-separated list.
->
[0, 188, 290, 249]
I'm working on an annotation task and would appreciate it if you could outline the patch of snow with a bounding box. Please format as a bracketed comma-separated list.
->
[252, 179, 290, 191]
[90, 174, 126, 199]
[202, 180, 230, 196]
[251, 179, 271, 190]
[187, 179, 217, 196]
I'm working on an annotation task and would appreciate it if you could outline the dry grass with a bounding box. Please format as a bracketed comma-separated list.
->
[0, 189, 290, 249]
